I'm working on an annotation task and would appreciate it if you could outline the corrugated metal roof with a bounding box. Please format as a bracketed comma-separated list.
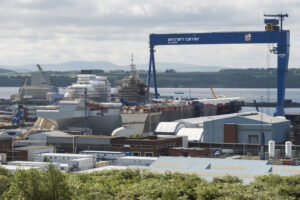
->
[155, 122, 186, 133]
[243, 113, 288, 123]
[29, 131, 70, 140]
[118, 156, 158, 161]
[177, 112, 242, 125]
[0, 131, 13, 139]
[145, 157, 300, 183]
[177, 112, 287, 126]
[176, 128, 203, 142]
[13, 146, 54, 151]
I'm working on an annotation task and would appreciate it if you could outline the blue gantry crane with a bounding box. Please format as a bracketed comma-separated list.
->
[147, 14, 289, 116]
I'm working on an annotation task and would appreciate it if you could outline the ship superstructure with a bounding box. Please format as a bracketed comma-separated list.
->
[64, 70, 111, 102]
[35, 71, 121, 135]
[115, 54, 147, 102]
[36, 99, 122, 135]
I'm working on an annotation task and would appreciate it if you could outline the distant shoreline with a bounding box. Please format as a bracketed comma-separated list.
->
[1, 68, 300, 88]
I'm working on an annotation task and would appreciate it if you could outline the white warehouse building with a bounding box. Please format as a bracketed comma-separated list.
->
[178, 112, 290, 144]
[155, 112, 290, 145]
[35, 153, 96, 171]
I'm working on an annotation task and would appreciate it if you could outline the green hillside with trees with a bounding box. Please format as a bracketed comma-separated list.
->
[1, 68, 300, 88]
[0, 166, 299, 200]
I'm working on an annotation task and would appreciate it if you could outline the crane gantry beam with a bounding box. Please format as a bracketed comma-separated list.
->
[147, 14, 290, 116]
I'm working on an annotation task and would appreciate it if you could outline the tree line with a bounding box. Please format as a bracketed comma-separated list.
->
[0, 166, 299, 199]
[2, 68, 300, 88]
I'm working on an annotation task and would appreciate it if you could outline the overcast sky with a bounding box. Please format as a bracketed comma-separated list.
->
[0, 0, 299, 68]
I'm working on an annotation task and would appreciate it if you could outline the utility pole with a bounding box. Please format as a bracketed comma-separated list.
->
[84, 87, 88, 135]
[260, 96, 265, 160]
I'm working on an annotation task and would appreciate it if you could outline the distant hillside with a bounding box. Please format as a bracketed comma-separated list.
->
[0, 67, 15, 73]
[2, 68, 300, 88]
[134, 63, 227, 72]
[3, 61, 228, 72]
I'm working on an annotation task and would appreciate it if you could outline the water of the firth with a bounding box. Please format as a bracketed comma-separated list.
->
[2, 87, 300, 115]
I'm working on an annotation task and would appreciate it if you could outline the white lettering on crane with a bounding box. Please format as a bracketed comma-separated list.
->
[168, 37, 200, 44]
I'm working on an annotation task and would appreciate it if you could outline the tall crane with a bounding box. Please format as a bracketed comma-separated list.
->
[264, 13, 288, 31]
[210, 88, 217, 99]
[17, 78, 28, 100]
[36, 64, 61, 102]
[147, 14, 289, 116]
[36, 64, 51, 90]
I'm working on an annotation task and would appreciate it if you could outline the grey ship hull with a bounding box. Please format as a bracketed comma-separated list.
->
[55, 115, 122, 135]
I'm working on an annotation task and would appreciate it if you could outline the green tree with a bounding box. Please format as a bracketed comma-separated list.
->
[4, 169, 47, 200]
[0, 166, 12, 177]
[0, 175, 11, 196]
[45, 164, 71, 200]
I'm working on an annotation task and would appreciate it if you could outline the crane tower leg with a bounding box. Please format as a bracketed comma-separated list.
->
[147, 47, 158, 99]
[152, 50, 158, 99]
[147, 48, 153, 98]
[274, 36, 290, 116]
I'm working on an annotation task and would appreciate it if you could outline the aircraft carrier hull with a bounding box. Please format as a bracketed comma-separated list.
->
[54, 115, 122, 135]
[124, 98, 243, 133]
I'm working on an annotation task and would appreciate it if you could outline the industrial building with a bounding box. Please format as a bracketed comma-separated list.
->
[7, 146, 54, 161]
[7, 161, 68, 171]
[154, 122, 187, 135]
[0, 164, 40, 172]
[47, 135, 118, 153]
[0, 131, 13, 153]
[79, 150, 125, 164]
[14, 130, 70, 147]
[110, 135, 184, 157]
[291, 125, 300, 145]
[35, 153, 96, 171]
[168, 147, 212, 157]
[155, 112, 290, 145]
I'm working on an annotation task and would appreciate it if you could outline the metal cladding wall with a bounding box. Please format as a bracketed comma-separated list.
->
[203, 116, 251, 143]
[168, 148, 211, 157]
[272, 121, 291, 143]
[0, 138, 12, 153]
[47, 136, 115, 153]
[47, 136, 112, 145]
[202, 115, 290, 144]
[7, 151, 27, 161]
[110, 136, 183, 157]
[237, 124, 272, 144]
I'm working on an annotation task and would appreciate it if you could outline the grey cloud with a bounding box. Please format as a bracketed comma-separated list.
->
[0, 0, 299, 67]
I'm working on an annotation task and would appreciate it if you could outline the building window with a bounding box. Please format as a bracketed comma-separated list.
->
[182, 152, 188, 157]
[145, 152, 153, 157]
[248, 135, 259, 144]
[132, 152, 141, 156]
[111, 144, 123, 148]
[159, 144, 168, 149]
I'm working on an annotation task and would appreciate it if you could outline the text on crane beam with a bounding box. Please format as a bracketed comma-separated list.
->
[167, 37, 200, 44]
